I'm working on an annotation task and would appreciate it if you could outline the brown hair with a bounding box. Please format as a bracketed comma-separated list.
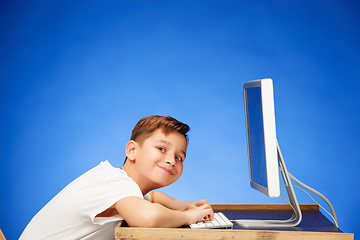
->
[123, 116, 190, 164]
[130, 115, 190, 145]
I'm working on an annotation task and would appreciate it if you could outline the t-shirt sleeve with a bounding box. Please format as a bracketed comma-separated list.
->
[75, 162, 144, 225]
[18, 161, 148, 240]
[144, 192, 152, 202]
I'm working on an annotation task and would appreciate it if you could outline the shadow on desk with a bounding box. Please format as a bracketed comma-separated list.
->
[115, 204, 354, 240]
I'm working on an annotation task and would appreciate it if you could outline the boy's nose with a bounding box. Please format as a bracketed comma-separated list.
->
[166, 158, 176, 166]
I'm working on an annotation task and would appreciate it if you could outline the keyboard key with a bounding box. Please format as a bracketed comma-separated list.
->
[189, 212, 233, 229]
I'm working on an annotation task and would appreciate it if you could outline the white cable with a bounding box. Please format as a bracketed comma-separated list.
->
[292, 185, 338, 226]
[280, 177, 339, 228]
[279, 192, 297, 221]
[276, 141, 337, 227]
[281, 184, 336, 225]
[288, 172, 338, 228]
[279, 188, 295, 213]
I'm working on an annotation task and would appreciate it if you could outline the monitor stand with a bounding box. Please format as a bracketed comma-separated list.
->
[234, 141, 302, 228]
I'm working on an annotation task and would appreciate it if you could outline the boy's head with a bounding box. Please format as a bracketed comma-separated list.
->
[124, 116, 190, 163]
[123, 116, 190, 192]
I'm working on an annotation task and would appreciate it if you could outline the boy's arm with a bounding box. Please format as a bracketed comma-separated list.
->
[150, 191, 214, 220]
[114, 196, 212, 228]
[150, 191, 187, 210]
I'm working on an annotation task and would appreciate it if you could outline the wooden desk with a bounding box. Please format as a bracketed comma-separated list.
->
[115, 204, 354, 240]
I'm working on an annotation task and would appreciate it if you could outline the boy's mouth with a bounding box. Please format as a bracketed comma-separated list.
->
[157, 165, 174, 175]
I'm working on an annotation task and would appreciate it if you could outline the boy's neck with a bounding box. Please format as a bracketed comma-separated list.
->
[122, 165, 153, 196]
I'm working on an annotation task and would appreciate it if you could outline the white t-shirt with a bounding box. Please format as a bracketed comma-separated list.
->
[20, 160, 151, 240]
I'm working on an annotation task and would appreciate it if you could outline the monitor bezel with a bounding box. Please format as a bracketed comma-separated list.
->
[243, 78, 280, 198]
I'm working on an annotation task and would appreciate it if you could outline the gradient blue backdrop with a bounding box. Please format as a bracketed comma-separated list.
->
[1, 1, 359, 239]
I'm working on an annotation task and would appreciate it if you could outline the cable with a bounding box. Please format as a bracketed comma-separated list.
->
[288, 172, 338, 228]
[280, 178, 339, 228]
[293, 185, 338, 226]
[275, 141, 338, 228]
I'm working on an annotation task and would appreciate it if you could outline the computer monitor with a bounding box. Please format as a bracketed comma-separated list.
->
[243, 78, 280, 198]
[236, 78, 338, 228]
[237, 78, 302, 228]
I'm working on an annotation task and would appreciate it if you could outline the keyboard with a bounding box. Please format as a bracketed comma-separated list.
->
[189, 212, 233, 229]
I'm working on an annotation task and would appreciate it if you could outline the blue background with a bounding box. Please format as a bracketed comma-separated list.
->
[1, 1, 359, 239]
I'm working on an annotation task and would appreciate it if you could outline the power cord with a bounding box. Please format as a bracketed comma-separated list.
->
[280, 172, 338, 228]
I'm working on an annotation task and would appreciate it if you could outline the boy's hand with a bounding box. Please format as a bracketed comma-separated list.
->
[183, 204, 214, 224]
[149, 192, 214, 225]
[183, 199, 214, 221]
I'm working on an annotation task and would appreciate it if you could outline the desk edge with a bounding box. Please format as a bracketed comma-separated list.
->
[211, 204, 319, 212]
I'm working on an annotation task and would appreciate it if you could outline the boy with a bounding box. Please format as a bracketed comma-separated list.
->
[20, 115, 214, 240]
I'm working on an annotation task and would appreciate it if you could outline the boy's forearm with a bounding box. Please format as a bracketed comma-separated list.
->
[116, 196, 213, 227]
[151, 191, 187, 211]
[146, 203, 190, 227]
[143, 202, 211, 227]
[115, 196, 190, 228]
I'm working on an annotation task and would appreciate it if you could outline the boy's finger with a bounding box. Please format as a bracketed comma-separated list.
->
[209, 210, 214, 221]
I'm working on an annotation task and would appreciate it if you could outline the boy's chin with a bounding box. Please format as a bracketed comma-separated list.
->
[152, 178, 177, 189]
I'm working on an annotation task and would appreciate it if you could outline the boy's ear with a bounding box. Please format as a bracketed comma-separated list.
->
[125, 140, 137, 162]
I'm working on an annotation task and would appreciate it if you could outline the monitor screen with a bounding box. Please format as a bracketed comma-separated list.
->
[243, 78, 280, 198]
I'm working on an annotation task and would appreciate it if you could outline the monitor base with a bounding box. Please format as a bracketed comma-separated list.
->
[234, 141, 302, 228]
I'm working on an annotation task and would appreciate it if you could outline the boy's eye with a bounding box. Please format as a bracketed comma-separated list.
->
[175, 156, 183, 162]
[157, 147, 165, 152]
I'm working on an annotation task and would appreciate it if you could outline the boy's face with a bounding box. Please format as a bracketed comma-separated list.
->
[133, 129, 187, 189]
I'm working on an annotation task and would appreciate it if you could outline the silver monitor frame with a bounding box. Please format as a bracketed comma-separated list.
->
[238, 78, 302, 228]
[243, 79, 280, 198]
